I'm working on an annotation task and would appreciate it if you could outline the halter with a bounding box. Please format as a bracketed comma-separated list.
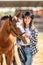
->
[9, 15, 25, 37]
[9, 16, 27, 44]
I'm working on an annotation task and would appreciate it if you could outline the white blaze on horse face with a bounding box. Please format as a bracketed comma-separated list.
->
[16, 21, 25, 33]
[14, 16, 17, 20]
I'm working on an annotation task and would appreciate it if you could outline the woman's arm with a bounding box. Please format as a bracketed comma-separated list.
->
[22, 33, 30, 44]
[30, 28, 38, 44]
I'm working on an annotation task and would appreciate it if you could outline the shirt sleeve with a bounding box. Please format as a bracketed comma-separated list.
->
[30, 28, 38, 44]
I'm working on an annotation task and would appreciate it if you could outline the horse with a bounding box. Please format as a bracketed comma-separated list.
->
[0, 15, 27, 65]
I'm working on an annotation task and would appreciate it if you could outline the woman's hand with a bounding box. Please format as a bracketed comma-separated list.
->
[23, 33, 30, 44]
[17, 44, 21, 48]
[23, 33, 30, 38]
[25, 33, 30, 39]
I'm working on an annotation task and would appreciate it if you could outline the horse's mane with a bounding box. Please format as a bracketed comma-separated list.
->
[1, 16, 9, 20]
[1, 15, 12, 21]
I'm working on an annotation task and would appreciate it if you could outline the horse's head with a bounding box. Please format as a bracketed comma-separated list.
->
[0, 15, 27, 44]
[9, 15, 25, 36]
[0, 15, 24, 35]
[14, 17, 25, 34]
[11, 16, 27, 44]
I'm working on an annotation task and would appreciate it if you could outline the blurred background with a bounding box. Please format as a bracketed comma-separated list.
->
[0, 7, 43, 32]
[0, 7, 43, 65]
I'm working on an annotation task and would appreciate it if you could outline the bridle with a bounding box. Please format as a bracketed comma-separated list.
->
[9, 16, 27, 44]
[9, 15, 25, 37]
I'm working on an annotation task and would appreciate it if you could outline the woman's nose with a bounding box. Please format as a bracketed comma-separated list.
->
[26, 17, 29, 20]
[26, 18, 29, 22]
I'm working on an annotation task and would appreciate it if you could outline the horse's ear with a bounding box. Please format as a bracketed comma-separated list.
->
[9, 15, 12, 22]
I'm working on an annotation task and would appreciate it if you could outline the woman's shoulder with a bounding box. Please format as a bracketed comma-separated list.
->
[31, 27, 38, 32]
[31, 24, 38, 32]
[31, 26, 38, 36]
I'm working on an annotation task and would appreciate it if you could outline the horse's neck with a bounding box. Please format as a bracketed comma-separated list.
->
[0, 19, 11, 44]
[0, 20, 6, 32]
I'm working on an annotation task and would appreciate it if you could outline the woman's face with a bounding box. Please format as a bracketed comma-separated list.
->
[24, 16, 31, 26]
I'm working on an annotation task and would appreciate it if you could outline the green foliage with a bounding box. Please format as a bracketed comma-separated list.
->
[0, 11, 15, 17]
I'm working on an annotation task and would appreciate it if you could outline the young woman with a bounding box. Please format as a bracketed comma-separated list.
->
[16, 11, 38, 65]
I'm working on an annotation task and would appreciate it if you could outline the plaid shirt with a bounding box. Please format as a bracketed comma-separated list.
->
[16, 28, 38, 55]
[30, 28, 38, 55]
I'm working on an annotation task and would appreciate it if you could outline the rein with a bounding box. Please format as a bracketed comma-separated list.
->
[9, 17, 25, 36]
[9, 18, 27, 44]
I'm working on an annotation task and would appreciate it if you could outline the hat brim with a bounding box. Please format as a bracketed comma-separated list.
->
[22, 14, 34, 19]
